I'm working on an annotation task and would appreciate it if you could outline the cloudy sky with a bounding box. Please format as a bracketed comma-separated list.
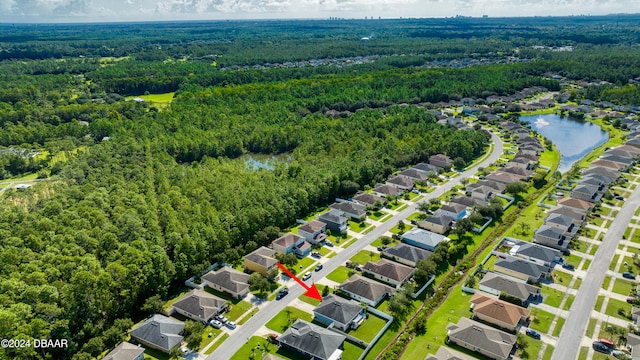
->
[0, 0, 638, 23]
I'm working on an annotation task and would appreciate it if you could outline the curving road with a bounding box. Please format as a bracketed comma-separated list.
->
[207, 131, 504, 360]
[552, 184, 640, 360]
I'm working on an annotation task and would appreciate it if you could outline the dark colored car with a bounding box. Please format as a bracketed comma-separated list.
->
[276, 288, 289, 300]
[562, 263, 575, 271]
[525, 329, 541, 340]
[623, 272, 636, 280]
[593, 342, 611, 353]
[315, 264, 323, 272]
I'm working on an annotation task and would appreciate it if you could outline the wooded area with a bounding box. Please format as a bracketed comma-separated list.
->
[1, 16, 640, 359]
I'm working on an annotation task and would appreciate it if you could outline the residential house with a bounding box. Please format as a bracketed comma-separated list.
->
[313, 295, 366, 331]
[633, 307, 640, 327]
[352, 192, 386, 208]
[272, 233, 311, 257]
[297, 220, 327, 244]
[486, 172, 524, 185]
[425, 346, 477, 360]
[514, 152, 540, 162]
[468, 185, 495, 201]
[129, 315, 184, 354]
[616, 144, 640, 154]
[469, 293, 530, 332]
[605, 148, 636, 159]
[429, 154, 453, 169]
[519, 144, 543, 156]
[363, 258, 414, 288]
[337, 274, 395, 307]
[172, 289, 227, 323]
[601, 154, 634, 166]
[277, 320, 346, 360]
[580, 174, 610, 188]
[583, 166, 619, 182]
[317, 209, 348, 234]
[570, 184, 602, 203]
[382, 243, 432, 267]
[627, 333, 640, 360]
[503, 166, 533, 179]
[413, 163, 440, 175]
[398, 168, 428, 181]
[401, 227, 450, 251]
[557, 197, 593, 213]
[436, 203, 468, 220]
[509, 241, 562, 267]
[372, 184, 404, 197]
[534, 225, 567, 251]
[386, 175, 415, 190]
[494, 258, 551, 283]
[468, 180, 506, 193]
[446, 318, 516, 360]
[479, 272, 541, 304]
[547, 206, 586, 225]
[244, 246, 278, 275]
[509, 156, 535, 169]
[330, 201, 367, 220]
[544, 213, 577, 238]
[102, 342, 145, 360]
[418, 214, 454, 235]
[591, 159, 627, 171]
[449, 195, 488, 208]
[201, 267, 251, 299]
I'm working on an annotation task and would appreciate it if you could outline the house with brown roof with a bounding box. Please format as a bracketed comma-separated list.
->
[503, 166, 533, 179]
[172, 289, 227, 323]
[446, 318, 516, 360]
[352, 192, 386, 208]
[398, 168, 428, 181]
[591, 159, 627, 171]
[330, 201, 367, 220]
[557, 197, 593, 213]
[337, 274, 395, 306]
[362, 258, 414, 288]
[271, 233, 310, 257]
[425, 346, 477, 360]
[297, 220, 327, 244]
[201, 266, 251, 299]
[486, 172, 524, 185]
[244, 246, 278, 275]
[102, 342, 145, 360]
[429, 154, 452, 169]
[372, 184, 403, 197]
[469, 293, 530, 331]
[386, 175, 415, 190]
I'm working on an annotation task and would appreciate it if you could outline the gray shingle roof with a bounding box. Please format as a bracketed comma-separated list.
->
[277, 320, 345, 360]
[512, 242, 561, 263]
[201, 267, 251, 295]
[130, 315, 183, 352]
[398, 168, 428, 180]
[313, 295, 363, 325]
[363, 258, 413, 283]
[536, 225, 565, 240]
[330, 201, 366, 217]
[387, 176, 414, 188]
[172, 289, 227, 321]
[425, 346, 477, 360]
[544, 213, 575, 227]
[547, 206, 585, 221]
[382, 243, 432, 264]
[601, 154, 634, 165]
[372, 184, 403, 196]
[420, 215, 453, 227]
[318, 209, 347, 224]
[244, 246, 277, 268]
[447, 318, 515, 359]
[449, 196, 487, 208]
[402, 228, 449, 250]
[413, 163, 440, 174]
[338, 274, 395, 302]
[352, 192, 385, 206]
[495, 258, 550, 279]
[298, 220, 326, 234]
[479, 272, 539, 301]
[102, 342, 145, 360]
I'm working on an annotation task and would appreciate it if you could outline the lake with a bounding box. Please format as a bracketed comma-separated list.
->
[519, 114, 608, 173]
[242, 153, 293, 170]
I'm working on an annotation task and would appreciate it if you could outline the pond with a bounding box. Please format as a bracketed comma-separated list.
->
[519, 114, 608, 173]
[242, 153, 292, 170]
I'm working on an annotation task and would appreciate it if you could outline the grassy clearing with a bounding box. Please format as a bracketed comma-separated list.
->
[562, 295, 575, 311]
[347, 314, 387, 343]
[125, 92, 175, 108]
[530, 308, 555, 334]
[604, 298, 632, 321]
[265, 307, 313, 333]
[349, 250, 381, 265]
[612, 278, 634, 296]
[326, 266, 353, 283]
[552, 317, 566, 337]
[349, 220, 369, 233]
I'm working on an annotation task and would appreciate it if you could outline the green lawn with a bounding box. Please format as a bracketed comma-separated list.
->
[565, 254, 583, 268]
[238, 307, 259, 325]
[143, 347, 170, 360]
[342, 341, 366, 360]
[604, 298, 632, 321]
[406, 212, 425, 222]
[530, 308, 555, 334]
[609, 253, 620, 271]
[265, 307, 313, 333]
[516, 334, 543, 360]
[371, 237, 398, 248]
[622, 255, 640, 272]
[562, 295, 575, 311]
[338, 236, 357, 248]
[595, 295, 605, 312]
[582, 259, 592, 270]
[578, 347, 589, 360]
[350, 250, 381, 265]
[326, 266, 353, 283]
[586, 318, 598, 338]
[230, 336, 306, 360]
[589, 243, 599, 255]
[552, 270, 573, 287]
[552, 317, 566, 337]
[318, 246, 332, 256]
[226, 300, 253, 321]
[297, 284, 327, 307]
[602, 276, 611, 291]
[296, 257, 317, 273]
[389, 222, 414, 234]
[199, 327, 222, 350]
[125, 92, 175, 108]
[347, 314, 387, 343]
[368, 210, 389, 221]
[612, 278, 634, 296]
[573, 277, 583, 290]
[542, 345, 554, 360]
[591, 216, 605, 227]
[541, 285, 564, 308]
[204, 333, 229, 354]
[348, 220, 369, 233]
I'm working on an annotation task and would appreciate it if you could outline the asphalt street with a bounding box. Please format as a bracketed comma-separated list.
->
[207, 131, 504, 360]
[552, 182, 640, 360]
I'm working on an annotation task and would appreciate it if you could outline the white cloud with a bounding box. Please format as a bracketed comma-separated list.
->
[0, 0, 638, 21]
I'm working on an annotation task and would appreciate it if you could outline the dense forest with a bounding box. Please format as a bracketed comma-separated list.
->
[0, 16, 640, 359]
